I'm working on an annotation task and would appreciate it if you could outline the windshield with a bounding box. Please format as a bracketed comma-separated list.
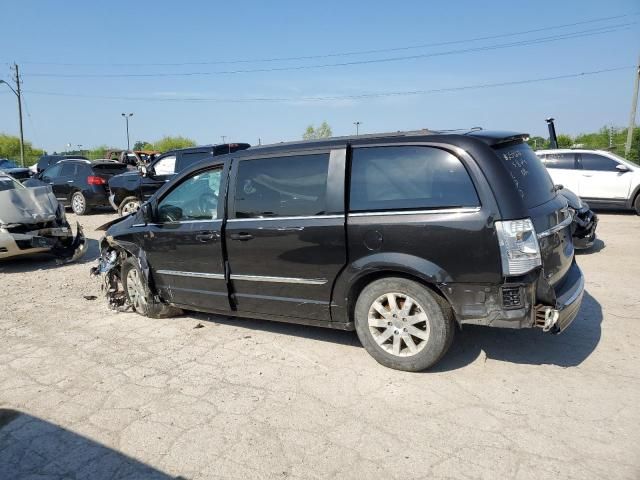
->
[495, 141, 556, 209]
[0, 159, 20, 169]
[0, 176, 25, 191]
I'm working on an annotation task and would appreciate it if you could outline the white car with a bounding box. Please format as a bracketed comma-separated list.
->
[536, 149, 640, 214]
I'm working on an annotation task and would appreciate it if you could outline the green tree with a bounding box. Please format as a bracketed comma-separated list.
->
[556, 134, 573, 148]
[0, 133, 44, 166]
[133, 140, 154, 150]
[302, 121, 333, 140]
[152, 135, 197, 152]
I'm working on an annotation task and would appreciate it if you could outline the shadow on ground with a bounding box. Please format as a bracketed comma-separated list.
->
[0, 409, 184, 480]
[433, 290, 602, 372]
[575, 238, 605, 255]
[0, 238, 100, 274]
[192, 290, 602, 372]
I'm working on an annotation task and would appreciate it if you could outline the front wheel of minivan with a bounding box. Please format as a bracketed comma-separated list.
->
[354, 278, 455, 372]
[121, 257, 182, 319]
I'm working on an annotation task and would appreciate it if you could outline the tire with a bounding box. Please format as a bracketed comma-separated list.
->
[70, 191, 89, 216]
[354, 277, 455, 372]
[118, 196, 142, 217]
[634, 194, 640, 216]
[121, 257, 182, 318]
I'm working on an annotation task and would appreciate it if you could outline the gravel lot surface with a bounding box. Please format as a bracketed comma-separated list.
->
[1, 211, 639, 480]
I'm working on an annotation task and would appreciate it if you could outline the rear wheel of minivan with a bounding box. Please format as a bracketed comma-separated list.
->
[354, 278, 454, 372]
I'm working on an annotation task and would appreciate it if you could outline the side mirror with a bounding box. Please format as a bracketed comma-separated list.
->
[141, 202, 153, 224]
[616, 164, 630, 173]
[554, 184, 564, 191]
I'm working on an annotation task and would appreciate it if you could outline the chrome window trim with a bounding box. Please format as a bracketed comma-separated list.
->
[132, 219, 222, 227]
[537, 214, 573, 239]
[156, 270, 224, 280]
[230, 274, 327, 285]
[227, 214, 343, 222]
[349, 207, 481, 217]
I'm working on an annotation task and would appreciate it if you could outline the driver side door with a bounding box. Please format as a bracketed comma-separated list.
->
[142, 163, 230, 313]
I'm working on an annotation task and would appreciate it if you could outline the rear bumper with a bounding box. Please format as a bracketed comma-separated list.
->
[549, 261, 584, 333]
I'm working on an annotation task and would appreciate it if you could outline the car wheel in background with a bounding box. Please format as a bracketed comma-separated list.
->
[634, 194, 640, 215]
[71, 191, 89, 216]
[118, 197, 142, 217]
[354, 277, 455, 372]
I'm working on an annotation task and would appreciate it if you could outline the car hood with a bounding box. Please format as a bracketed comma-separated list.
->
[0, 167, 30, 174]
[0, 186, 60, 224]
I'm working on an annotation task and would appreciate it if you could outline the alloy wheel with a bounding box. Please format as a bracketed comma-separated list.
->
[72, 193, 85, 214]
[126, 268, 148, 311]
[122, 200, 141, 215]
[367, 292, 430, 357]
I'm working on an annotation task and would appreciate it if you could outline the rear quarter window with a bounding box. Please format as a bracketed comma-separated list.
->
[92, 163, 128, 175]
[349, 146, 479, 212]
[495, 142, 555, 208]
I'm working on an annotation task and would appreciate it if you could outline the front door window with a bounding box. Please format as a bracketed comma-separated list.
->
[157, 169, 222, 222]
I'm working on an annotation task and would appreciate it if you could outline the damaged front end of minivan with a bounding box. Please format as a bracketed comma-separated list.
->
[0, 185, 87, 263]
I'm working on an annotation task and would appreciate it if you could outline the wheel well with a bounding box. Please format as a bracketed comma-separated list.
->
[347, 270, 451, 322]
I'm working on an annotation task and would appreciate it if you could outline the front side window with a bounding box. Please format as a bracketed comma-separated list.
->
[580, 153, 619, 172]
[543, 153, 575, 169]
[42, 164, 62, 180]
[349, 146, 479, 212]
[157, 168, 222, 222]
[60, 163, 76, 177]
[233, 154, 329, 218]
[153, 155, 176, 175]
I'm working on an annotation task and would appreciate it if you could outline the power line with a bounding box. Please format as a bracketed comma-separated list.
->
[11, 12, 638, 67]
[21, 23, 634, 78]
[22, 66, 633, 104]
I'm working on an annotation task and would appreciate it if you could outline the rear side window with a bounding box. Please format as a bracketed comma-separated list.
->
[542, 153, 575, 169]
[349, 146, 479, 212]
[579, 153, 619, 172]
[60, 163, 76, 177]
[176, 151, 211, 171]
[233, 154, 329, 218]
[495, 142, 555, 208]
[92, 163, 128, 175]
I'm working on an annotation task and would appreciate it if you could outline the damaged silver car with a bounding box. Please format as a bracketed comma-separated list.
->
[0, 172, 86, 262]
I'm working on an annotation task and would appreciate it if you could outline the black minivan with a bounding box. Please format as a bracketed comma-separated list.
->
[93, 130, 584, 371]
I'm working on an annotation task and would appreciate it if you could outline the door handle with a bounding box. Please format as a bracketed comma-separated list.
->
[276, 226, 304, 232]
[230, 232, 254, 241]
[66, 180, 74, 183]
[195, 232, 218, 243]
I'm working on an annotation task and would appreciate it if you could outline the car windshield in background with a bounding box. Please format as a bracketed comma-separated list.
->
[0, 176, 25, 191]
[0, 159, 20, 169]
[495, 142, 555, 208]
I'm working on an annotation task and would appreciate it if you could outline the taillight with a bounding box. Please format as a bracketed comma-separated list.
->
[87, 175, 106, 185]
[495, 218, 541, 276]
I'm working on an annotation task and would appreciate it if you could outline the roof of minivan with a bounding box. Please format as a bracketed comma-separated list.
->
[231, 129, 528, 156]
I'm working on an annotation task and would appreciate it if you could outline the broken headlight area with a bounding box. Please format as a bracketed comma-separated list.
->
[571, 207, 598, 250]
[0, 220, 87, 262]
[90, 244, 130, 311]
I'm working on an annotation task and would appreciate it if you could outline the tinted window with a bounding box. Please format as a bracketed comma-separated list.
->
[176, 151, 211, 171]
[349, 146, 479, 212]
[233, 154, 329, 218]
[42, 164, 62, 179]
[0, 176, 24, 191]
[60, 164, 76, 177]
[543, 153, 575, 169]
[580, 153, 619, 172]
[157, 168, 222, 222]
[495, 142, 555, 208]
[92, 163, 128, 175]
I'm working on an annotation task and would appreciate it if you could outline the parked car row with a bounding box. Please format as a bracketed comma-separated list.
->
[92, 129, 586, 372]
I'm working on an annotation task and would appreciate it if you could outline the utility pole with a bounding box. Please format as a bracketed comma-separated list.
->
[625, 54, 640, 157]
[1, 64, 25, 166]
[121, 113, 133, 150]
[353, 121, 361, 136]
[609, 126, 614, 148]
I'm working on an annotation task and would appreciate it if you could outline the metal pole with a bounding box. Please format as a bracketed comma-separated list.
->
[13, 64, 25, 167]
[546, 118, 558, 149]
[353, 121, 361, 136]
[125, 116, 130, 150]
[624, 55, 640, 157]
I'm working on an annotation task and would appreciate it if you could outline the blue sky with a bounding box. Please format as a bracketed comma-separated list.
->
[1, 0, 638, 152]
